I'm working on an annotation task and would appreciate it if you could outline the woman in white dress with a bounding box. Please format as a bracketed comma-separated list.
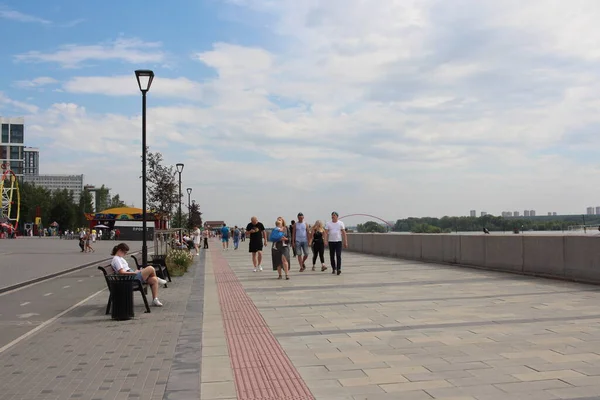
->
[192, 226, 201, 255]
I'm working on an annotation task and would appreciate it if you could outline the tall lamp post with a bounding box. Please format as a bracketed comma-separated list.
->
[176, 163, 184, 240]
[186, 187, 192, 229]
[135, 69, 154, 267]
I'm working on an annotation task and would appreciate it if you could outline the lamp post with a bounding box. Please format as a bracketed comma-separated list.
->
[176, 163, 184, 240]
[186, 188, 192, 229]
[135, 69, 154, 267]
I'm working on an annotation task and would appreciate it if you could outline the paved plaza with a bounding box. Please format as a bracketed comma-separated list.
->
[2, 239, 600, 399]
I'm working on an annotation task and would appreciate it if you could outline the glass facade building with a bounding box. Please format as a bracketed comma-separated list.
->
[0, 117, 25, 177]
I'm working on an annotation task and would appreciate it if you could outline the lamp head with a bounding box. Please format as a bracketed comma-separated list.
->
[134, 69, 154, 93]
[187, 187, 192, 195]
[176, 163, 184, 173]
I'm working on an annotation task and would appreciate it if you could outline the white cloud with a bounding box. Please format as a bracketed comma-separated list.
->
[0, 92, 39, 113]
[13, 77, 59, 88]
[62, 75, 206, 100]
[13, 0, 600, 222]
[0, 6, 50, 24]
[14, 38, 165, 68]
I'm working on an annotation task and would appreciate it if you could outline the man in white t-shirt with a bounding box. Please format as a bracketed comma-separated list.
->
[324, 211, 348, 276]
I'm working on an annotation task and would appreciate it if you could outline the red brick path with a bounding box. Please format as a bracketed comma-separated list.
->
[211, 249, 315, 400]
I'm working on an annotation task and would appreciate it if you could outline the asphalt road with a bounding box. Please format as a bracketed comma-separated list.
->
[0, 237, 144, 290]
[0, 265, 108, 349]
[0, 238, 148, 350]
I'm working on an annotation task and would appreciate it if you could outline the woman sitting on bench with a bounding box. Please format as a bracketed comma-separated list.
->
[111, 243, 166, 307]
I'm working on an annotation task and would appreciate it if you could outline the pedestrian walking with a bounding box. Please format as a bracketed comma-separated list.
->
[309, 220, 327, 271]
[289, 220, 297, 257]
[270, 217, 291, 280]
[233, 226, 241, 250]
[293, 213, 310, 272]
[202, 228, 209, 249]
[221, 224, 230, 250]
[324, 212, 348, 275]
[246, 216, 267, 272]
[78, 230, 85, 252]
[85, 230, 95, 253]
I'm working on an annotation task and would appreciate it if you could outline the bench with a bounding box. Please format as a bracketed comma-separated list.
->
[98, 265, 151, 314]
[131, 255, 171, 284]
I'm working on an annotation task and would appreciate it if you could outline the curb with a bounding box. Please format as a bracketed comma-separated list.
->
[0, 250, 144, 295]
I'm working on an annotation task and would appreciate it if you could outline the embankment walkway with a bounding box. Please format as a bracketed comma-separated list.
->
[1, 240, 600, 399]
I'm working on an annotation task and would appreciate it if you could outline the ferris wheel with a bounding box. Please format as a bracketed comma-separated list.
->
[0, 168, 20, 229]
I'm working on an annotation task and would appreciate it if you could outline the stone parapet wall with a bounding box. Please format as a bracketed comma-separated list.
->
[347, 233, 600, 284]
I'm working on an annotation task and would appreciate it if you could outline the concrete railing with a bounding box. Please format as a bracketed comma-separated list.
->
[347, 233, 600, 284]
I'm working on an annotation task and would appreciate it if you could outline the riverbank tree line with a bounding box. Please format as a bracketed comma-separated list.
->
[355, 215, 600, 234]
[17, 148, 201, 232]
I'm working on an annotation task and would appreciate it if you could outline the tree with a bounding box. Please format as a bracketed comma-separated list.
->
[109, 194, 127, 208]
[17, 181, 130, 233]
[19, 182, 52, 225]
[357, 221, 386, 233]
[188, 202, 203, 229]
[76, 189, 94, 228]
[146, 148, 179, 223]
[95, 184, 110, 212]
[49, 189, 76, 229]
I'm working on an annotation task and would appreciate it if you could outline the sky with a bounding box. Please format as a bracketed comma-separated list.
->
[2, 0, 600, 226]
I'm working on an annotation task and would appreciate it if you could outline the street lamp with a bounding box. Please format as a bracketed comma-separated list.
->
[135, 69, 154, 267]
[186, 187, 192, 229]
[176, 163, 184, 240]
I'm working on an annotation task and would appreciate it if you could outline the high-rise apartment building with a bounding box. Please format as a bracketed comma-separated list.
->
[553, 212, 557, 216]
[0, 117, 25, 177]
[530, 210, 536, 216]
[596, 207, 600, 216]
[469, 210, 476, 217]
[23, 174, 84, 200]
[524, 210, 530, 217]
[587, 207, 595, 215]
[480, 211, 487, 217]
[514, 211, 520, 217]
[23, 147, 39, 176]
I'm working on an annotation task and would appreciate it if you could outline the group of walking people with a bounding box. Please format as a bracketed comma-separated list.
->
[242, 212, 348, 280]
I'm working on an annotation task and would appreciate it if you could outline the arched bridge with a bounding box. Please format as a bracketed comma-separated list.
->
[338, 214, 394, 228]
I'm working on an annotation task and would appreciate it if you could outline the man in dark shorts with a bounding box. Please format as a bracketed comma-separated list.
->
[246, 216, 267, 272]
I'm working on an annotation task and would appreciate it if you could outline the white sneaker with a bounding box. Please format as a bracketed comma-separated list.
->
[157, 277, 167, 286]
[152, 298, 163, 307]
[259, 265, 263, 271]
[253, 268, 257, 272]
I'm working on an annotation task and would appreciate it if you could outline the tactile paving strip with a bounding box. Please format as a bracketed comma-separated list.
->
[211, 248, 315, 400]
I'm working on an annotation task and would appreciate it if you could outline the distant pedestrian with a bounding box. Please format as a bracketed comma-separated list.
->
[325, 212, 348, 275]
[202, 228, 209, 249]
[221, 224, 230, 250]
[309, 220, 327, 271]
[293, 213, 309, 272]
[78, 230, 85, 252]
[289, 220, 297, 257]
[233, 226, 241, 250]
[246, 216, 267, 272]
[85, 230, 95, 253]
[192, 225, 201, 255]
